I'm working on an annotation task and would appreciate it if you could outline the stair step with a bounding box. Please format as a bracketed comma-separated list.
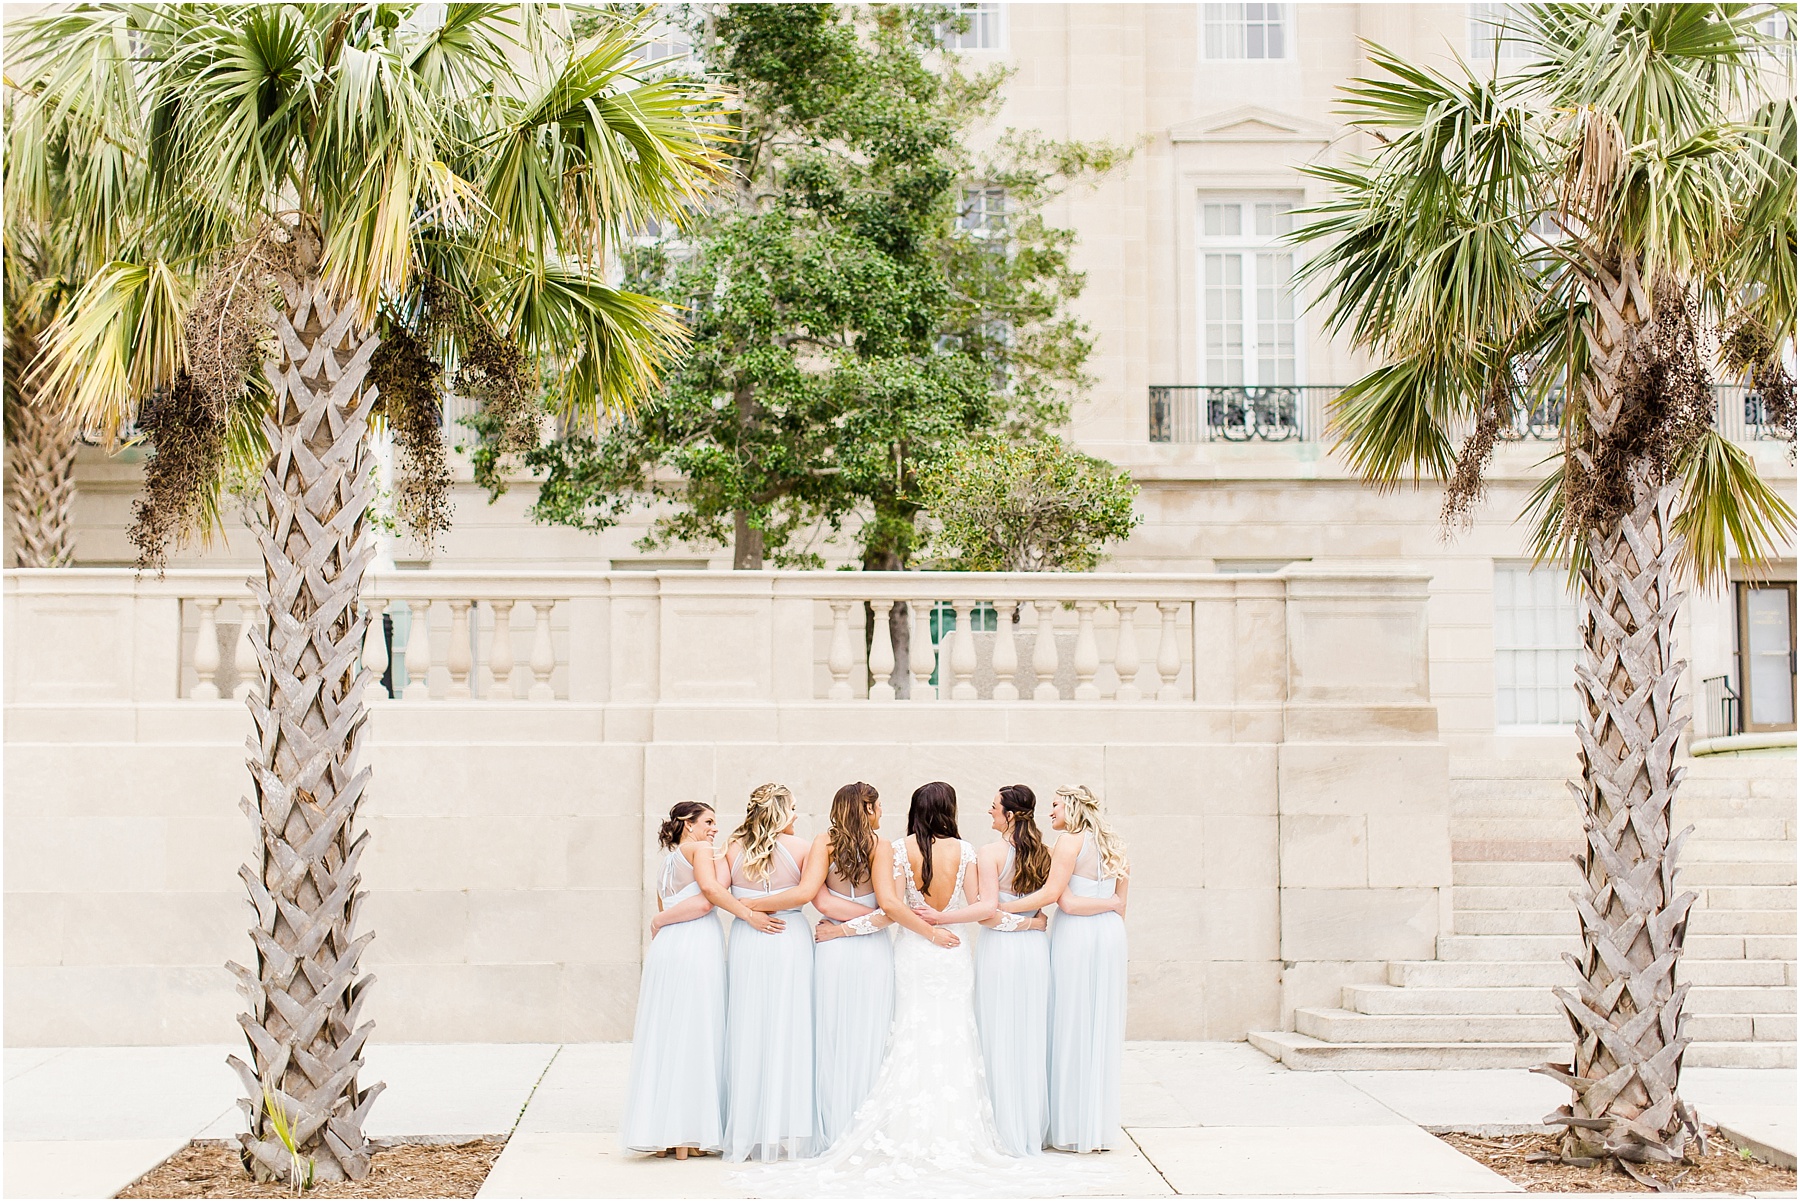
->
[1295, 1007, 1792, 1044]
[1747, 935, 1797, 960]
[1455, 909, 1579, 935]
[1297, 1007, 1567, 1043]
[1439, 935, 1579, 960]
[1454, 885, 1574, 909]
[1389, 958, 1793, 989]
[1248, 1029, 1563, 1071]
[1687, 819, 1794, 841]
[1453, 818, 1583, 842]
[1454, 861, 1580, 886]
[1699, 886, 1797, 910]
[1687, 1040, 1798, 1069]
[1685, 840, 1798, 864]
[1345, 983, 1795, 1017]
[1682, 861, 1800, 886]
[1690, 908, 1797, 936]
[1345, 984, 1556, 1015]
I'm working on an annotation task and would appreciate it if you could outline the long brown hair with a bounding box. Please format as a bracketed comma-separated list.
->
[997, 784, 1051, 894]
[657, 800, 713, 850]
[908, 781, 959, 892]
[828, 781, 879, 886]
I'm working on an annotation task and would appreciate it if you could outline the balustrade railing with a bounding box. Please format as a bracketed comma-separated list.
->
[1149, 383, 1791, 445]
[797, 576, 1198, 702]
[9, 567, 1433, 716]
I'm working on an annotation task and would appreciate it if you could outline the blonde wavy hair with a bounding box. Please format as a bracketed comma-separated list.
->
[733, 782, 797, 884]
[1057, 785, 1130, 879]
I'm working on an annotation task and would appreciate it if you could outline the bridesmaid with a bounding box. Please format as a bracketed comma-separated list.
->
[973, 785, 1052, 1157]
[806, 782, 897, 1148]
[998, 783, 1129, 1153]
[620, 801, 728, 1160]
[698, 782, 818, 1162]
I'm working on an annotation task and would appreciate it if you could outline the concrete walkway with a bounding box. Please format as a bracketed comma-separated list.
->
[5, 1042, 1793, 1198]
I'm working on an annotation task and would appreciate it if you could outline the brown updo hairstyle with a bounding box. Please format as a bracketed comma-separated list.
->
[657, 800, 714, 850]
[828, 782, 880, 886]
[998, 784, 1051, 894]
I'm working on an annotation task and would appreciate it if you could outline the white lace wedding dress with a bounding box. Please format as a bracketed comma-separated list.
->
[742, 838, 1100, 1198]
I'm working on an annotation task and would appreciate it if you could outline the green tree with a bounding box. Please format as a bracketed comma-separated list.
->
[1293, 3, 1794, 1172]
[521, 3, 1126, 570]
[7, 5, 722, 1181]
[917, 436, 1140, 571]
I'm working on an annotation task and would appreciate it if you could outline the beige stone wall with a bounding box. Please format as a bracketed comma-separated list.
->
[6, 566, 1448, 1045]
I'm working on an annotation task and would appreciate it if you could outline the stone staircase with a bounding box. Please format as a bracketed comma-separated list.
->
[1251, 751, 1797, 1069]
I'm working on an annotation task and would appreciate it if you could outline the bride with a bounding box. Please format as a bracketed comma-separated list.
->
[748, 781, 1089, 1198]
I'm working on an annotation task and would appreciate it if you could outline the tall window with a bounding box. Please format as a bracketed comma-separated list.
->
[941, 2, 1003, 51]
[1738, 582, 1796, 731]
[1467, 3, 1533, 61]
[1493, 564, 1580, 727]
[1203, 3, 1290, 60]
[1197, 198, 1299, 385]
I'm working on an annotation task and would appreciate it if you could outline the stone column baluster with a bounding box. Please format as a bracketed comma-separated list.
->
[1156, 601, 1183, 701]
[191, 599, 222, 699]
[909, 599, 938, 701]
[1114, 601, 1142, 702]
[447, 600, 474, 698]
[362, 601, 389, 699]
[1073, 601, 1101, 700]
[991, 601, 1019, 700]
[827, 599, 855, 700]
[1032, 600, 1060, 701]
[488, 600, 516, 701]
[949, 599, 978, 699]
[529, 602, 557, 701]
[233, 602, 258, 702]
[403, 600, 433, 700]
[868, 600, 897, 701]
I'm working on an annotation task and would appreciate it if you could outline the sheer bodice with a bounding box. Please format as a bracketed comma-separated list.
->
[657, 848, 702, 904]
[1067, 830, 1117, 900]
[730, 838, 805, 909]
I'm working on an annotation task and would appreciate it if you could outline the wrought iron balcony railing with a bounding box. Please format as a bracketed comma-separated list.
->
[1148, 383, 1792, 445]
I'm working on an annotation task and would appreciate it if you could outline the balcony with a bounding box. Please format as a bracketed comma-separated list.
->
[1148, 384, 1789, 444]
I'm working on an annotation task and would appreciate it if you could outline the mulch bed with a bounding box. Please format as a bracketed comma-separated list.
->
[117, 1138, 507, 1199]
[1441, 1129, 1798, 1194]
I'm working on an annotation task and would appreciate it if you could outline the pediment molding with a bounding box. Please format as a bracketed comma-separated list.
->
[1169, 105, 1334, 145]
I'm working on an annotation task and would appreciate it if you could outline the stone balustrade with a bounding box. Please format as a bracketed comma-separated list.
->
[5, 567, 1434, 726]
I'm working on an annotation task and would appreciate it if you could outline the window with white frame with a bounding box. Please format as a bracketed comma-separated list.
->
[958, 186, 1007, 243]
[1468, 3, 1533, 61]
[941, 2, 1004, 51]
[1202, 3, 1290, 60]
[1493, 564, 1581, 726]
[1197, 197, 1300, 386]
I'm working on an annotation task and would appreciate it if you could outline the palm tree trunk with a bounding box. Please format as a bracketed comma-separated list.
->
[1538, 259, 1701, 1173]
[225, 273, 384, 1184]
[5, 390, 79, 568]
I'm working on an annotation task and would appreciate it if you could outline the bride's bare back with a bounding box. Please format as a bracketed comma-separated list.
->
[905, 835, 965, 911]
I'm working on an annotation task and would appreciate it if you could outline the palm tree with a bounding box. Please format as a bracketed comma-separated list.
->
[6, 4, 722, 1182]
[1293, 2, 1794, 1177]
[4, 217, 82, 568]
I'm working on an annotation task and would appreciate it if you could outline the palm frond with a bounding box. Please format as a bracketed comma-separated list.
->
[1673, 427, 1797, 588]
[30, 257, 189, 439]
[1326, 360, 1462, 488]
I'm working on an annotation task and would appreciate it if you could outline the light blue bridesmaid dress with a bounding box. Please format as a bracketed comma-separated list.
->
[1047, 832, 1126, 1153]
[976, 846, 1051, 1157]
[813, 871, 895, 1149]
[620, 847, 726, 1153]
[724, 838, 816, 1162]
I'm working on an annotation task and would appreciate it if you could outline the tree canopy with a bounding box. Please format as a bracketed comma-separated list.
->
[516, 3, 1128, 569]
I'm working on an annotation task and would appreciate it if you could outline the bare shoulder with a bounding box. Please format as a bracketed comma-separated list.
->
[1053, 830, 1085, 857]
